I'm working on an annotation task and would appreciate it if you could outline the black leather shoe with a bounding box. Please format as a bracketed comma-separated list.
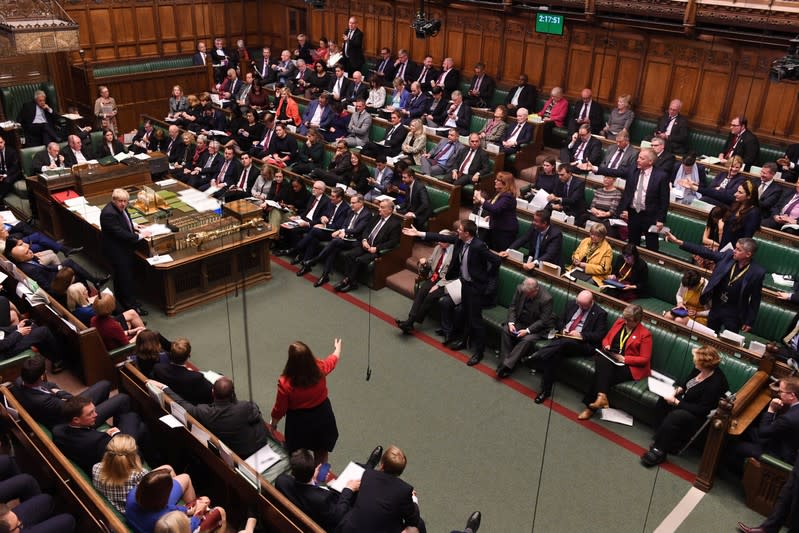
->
[314, 274, 329, 287]
[333, 278, 349, 291]
[290, 256, 303, 265]
[365, 445, 383, 469]
[496, 366, 512, 379]
[296, 264, 311, 276]
[640, 447, 667, 467]
[435, 328, 445, 336]
[136, 307, 149, 316]
[396, 320, 413, 334]
[448, 339, 467, 351]
[339, 283, 357, 293]
[467, 353, 483, 366]
[63, 246, 83, 256]
[534, 389, 551, 404]
[465, 511, 481, 533]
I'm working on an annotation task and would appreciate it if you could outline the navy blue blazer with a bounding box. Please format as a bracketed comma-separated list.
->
[500, 122, 533, 154]
[559, 301, 608, 346]
[553, 178, 587, 218]
[680, 241, 765, 329]
[508, 224, 563, 266]
[322, 200, 352, 230]
[341, 207, 373, 239]
[424, 233, 501, 289]
[404, 93, 431, 123]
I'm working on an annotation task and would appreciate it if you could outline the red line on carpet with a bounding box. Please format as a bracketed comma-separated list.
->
[273, 256, 696, 484]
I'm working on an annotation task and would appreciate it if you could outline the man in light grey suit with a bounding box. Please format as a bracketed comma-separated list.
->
[342, 99, 372, 148]
[601, 130, 638, 174]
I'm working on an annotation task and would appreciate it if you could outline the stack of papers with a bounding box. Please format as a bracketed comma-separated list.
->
[245, 444, 282, 474]
[178, 189, 219, 212]
[328, 462, 365, 492]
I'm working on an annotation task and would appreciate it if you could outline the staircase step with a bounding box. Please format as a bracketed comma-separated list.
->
[385, 269, 418, 299]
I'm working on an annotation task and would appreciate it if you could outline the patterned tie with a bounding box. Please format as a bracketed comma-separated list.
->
[237, 167, 249, 189]
[609, 148, 624, 169]
[459, 149, 475, 174]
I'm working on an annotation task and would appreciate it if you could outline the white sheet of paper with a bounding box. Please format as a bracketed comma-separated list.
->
[328, 461, 365, 492]
[599, 408, 634, 426]
[468, 212, 490, 229]
[647, 377, 676, 398]
[444, 278, 462, 305]
[156, 178, 178, 187]
[608, 218, 627, 227]
[529, 188, 550, 211]
[147, 255, 174, 265]
[245, 443, 282, 473]
[202, 370, 224, 384]
[146, 381, 165, 408]
[170, 402, 187, 426]
[684, 318, 717, 338]
[771, 273, 795, 287]
[506, 249, 524, 263]
[159, 414, 183, 428]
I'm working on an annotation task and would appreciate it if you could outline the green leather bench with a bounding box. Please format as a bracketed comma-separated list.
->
[688, 130, 726, 158]
[0, 82, 59, 125]
[93, 57, 195, 78]
[629, 118, 657, 145]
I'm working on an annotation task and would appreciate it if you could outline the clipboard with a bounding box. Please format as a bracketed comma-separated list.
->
[595, 348, 625, 366]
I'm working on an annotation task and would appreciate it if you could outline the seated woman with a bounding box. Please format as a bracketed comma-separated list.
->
[326, 42, 343, 70]
[692, 205, 727, 270]
[91, 292, 145, 350]
[292, 128, 325, 175]
[175, 94, 202, 132]
[93, 435, 196, 515]
[641, 345, 728, 467]
[663, 270, 710, 326]
[167, 85, 188, 120]
[718, 179, 760, 249]
[365, 74, 386, 114]
[400, 119, 426, 166]
[478, 105, 508, 148]
[126, 469, 213, 533]
[570, 223, 613, 285]
[306, 62, 331, 99]
[679, 155, 745, 208]
[603, 243, 648, 301]
[263, 123, 298, 168]
[251, 164, 273, 202]
[586, 174, 623, 234]
[171, 132, 195, 174]
[262, 169, 296, 229]
[311, 37, 330, 64]
[601, 94, 634, 140]
[387, 77, 409, 113]
[98, 128, 126, 158]
[671, 154, 706, 205]
[246, 82, 271, 117]
[67, 282, 143, 330]
[133, 329, 169, 378]
[228, 109, 263, 153]
[522, 156, 559, 196]
[473, 171, 519, 252]
[579, 304, 651, 420]
[345, 152, 371, 195]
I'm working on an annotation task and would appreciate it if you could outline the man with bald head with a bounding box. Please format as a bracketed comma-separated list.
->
[342, 17, 364, 72]
[567, 88, 604, 136]
[581, 147, 670, 251]
[157, 375, 269, 459]
[654, 99, 689, 155]
[524, 290, 608, 403]
[432, 57, 460, 101]
[60, 134, 93, 167]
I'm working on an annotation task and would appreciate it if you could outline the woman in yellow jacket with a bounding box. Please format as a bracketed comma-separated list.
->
[571, 223, 613, 285]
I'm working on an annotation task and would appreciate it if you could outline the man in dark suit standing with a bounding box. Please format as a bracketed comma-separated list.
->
[566, 88, 604, 136]
[397, 169, 431, 231]
[276, 449, 357, 532]
[342, 17, 365, 72]
[496, 278, 554, 379]
[583, 148, 669, 251]
[19, 90, 61, 146]
[192, 41, 207, 66]
[525, 290, 608, 403]
[464, 62, 495, 108]
[339, 445, 424, 533]
[560, 124, 603, 168]
[501, 209, 563, 268]
[152, 338, 213, 405]
[650, 137, 677, 177]
[719, 115, 760, 170]
[504, 74, 537, 117]
[335, 199, 402, 293]
[100, 188, 150, 314]
[654, 99, 689, 155]
[452, 133, 491, 186]
[405, 219, 502, 366]
[52, 395, 145, 473]
[0, 135, 21, 206]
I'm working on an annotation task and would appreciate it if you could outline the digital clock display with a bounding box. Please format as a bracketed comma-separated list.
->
[535, 13, 564, 36]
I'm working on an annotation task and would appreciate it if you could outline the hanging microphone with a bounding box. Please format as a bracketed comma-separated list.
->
[366, 367, 371, 381]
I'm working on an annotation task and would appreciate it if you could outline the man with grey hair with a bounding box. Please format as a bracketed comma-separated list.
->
[32, 142, 65, 172]
[443, 90, 471, 136]
[654, 98, 689, 155]
[500, 107, 533, 155]
[19, 90, 61, 146]
[60, 134, 92, 167]
[188, 139, 222, 189]
[496, 278, 555, 379]
[432, 57, 460, 101]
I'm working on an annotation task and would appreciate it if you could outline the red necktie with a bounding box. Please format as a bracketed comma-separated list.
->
[430, 252, 446, 283]
[568, 308, 587, 333]
[237, 167, 249, 189]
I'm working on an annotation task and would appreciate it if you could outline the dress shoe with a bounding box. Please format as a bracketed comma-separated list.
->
[495, 365, 512, 379]
[313, 274, 330, 287]
[135, 307, 149, 317]
[465, 511, 481, 533]
[51, 360, 65, 374]
[365, 445, 383, 469]
[534, 389, 551, 404]
[467, 353, 483, 366]
[333, 278, 349, 291]
[435, 328, 445, 336]
[290, 256, 303, 265]
[339, 282, 357, 293]
[296, 264, 311, 276]
[448, 339, 467, 351]
[395, 319, 413, 334]
[577, 408, 595, 420]
[63, 245, 83, 256]
[588, 392, 609, 410]
[640, 447, 667, 468]
[737, 522, 766, 533]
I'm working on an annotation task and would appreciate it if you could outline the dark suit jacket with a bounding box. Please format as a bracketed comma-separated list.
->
[130, 127, 160, 153]
[560, 301, 608, 347]
[652, 151, 677, 177]
[12, 380, 71, 428]
[465, 74, 495, 106]
[755, 180, 786, 219]
[213, 158, 241, 187]
[452, 147, 491, 179]
[382, 124, 408, 157]
[655, 114, 690, 155]
[163, 137, 185, 163]
[197, 152, 224, 181]
[98, 140, 126, 159]
[344, 82, 368, 105]
[17, 260, 59, 291]
[781, 143, 799, 183]
[100, 201, 139, 258]
[723, 129, 760, 169]
[340, 207, 373, 239]
[301, 100, 335, 131]
[322, 201, 352, 230]
[435, 69, 460, 100]
[414, 66, 439, 93]
[60, 145, 94, 167]
[601, 166, 669, 222]
[19, 100, 59, 136]
[697, 171, 746, 207]
[300, 194, 332, 226]
[757, 403, 799, 464]
[0, 146, 21, 183]
[425, 233, 501, 289]
[680, 241, 765, 328]
[398, 181, 431, 230]
[601, 145, 638, 174]
[446, 103, 471, 136]
[500, 122, 533, 154]
[52, 424, 112, 473]
[395, 60, 418, 84]
[151, 363, 213, 405]
[343, 28, 365, 68]
[373, 58, 396, 84]
[404, 93, 430, 123]
[508, 224, 563, 266]
[553, 178, 587, 217]
[328, 76, 352, 98]
[338, 468, 421, 533]
[31, 148, 62, 174]
[275, 474, 355, 532]
[567, 100, 604, 135]
[503, 84, 537, 112]
[564, 136, 603, 166]
[364, 215, 402, 251]
[254, 58, 278, 84]
[424, 98, 448, 126]
[192, 52, 206, 66]
[507, 285, 554, 334]
[227, 164, 258, 191]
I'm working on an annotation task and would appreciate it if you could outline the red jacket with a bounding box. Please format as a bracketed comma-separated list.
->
[602, 318, 651, 381]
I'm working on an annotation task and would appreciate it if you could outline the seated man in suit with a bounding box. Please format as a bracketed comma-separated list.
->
[0, 135, 21, 205]
[500, 108, 533, 155]
[192, 41, 207, 66]
[360, 111, 407, 159]
[0, 215, 79, 256]
[441, 91, 471, 137]
[650, 137, 677, 177]
[431, 57, 460, 102]
[422, 87, 448, 129]
[328, 65, 352, 104]
[738, 451, 799, 533]
[157, 376, 269, 459]
[524, 290, 608, 403]
[32, 142, 66, 173]
[653, 99, 690, 156]
[566, 88, 604, 136]
[299, 93, 334, 135]
[0, 489, 75, 533]
[547, 164, 587, 224]
[504, 74, 537, 117]
[334, 199, 401, 293]
[413, 55, 439, 93]
[397, 169, 431, 231]
[500, 209, 563, 268]
[338, 445, 425, 533]
[420, 129, 465, 177]
[275, 449, 358, 532]
[221, 153, 258, 202]
[60, 134, 93, 167]
[151, 338, 213, 405]
[392, 49, 417, 85]
[601, 130, 638, 173]
[0, 310, 62, 372]
[287, 59, 311, 96]
[559, 123, 602, 169]
[373, 47, 396, 86]
[294, 187, 351, 270]
[495, 278, 554, 379]
[5, 238, 103, 293]
[205, 146, 241, 193]
[187, 140, 223, 190]
[718, 115, 760, 170]
[14, 355, 133, 428]
[19, 90, 62, 146]
[342, 98, 372, 148]
[763, 180, 799, 233]
[275, 181, 331, 256]
[52, 395, 146, 473]
[127, 120, 159, 154]
[342, 71, 368, 106]
[755, 162, 786, 221]
[401, 82, 431, 125]
[451, 133, 491, 186]
[464, 62, 495, 108]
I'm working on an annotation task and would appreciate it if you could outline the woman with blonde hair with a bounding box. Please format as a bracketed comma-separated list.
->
[92, 435, 197, 514]
[94, 85, 118, 134]
[400, 119, 426, 165]
[66, 282, 144, 331]
[473, 171, 518, 251]
[602, 94, 634, 140]
[570, 223, 613, 285]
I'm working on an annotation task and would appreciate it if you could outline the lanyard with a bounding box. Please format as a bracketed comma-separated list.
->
[619, 327, 633, 353]
[729, 263, 749, 285]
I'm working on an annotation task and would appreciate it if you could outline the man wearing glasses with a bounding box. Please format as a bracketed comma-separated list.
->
[718, 115, 760, 170]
